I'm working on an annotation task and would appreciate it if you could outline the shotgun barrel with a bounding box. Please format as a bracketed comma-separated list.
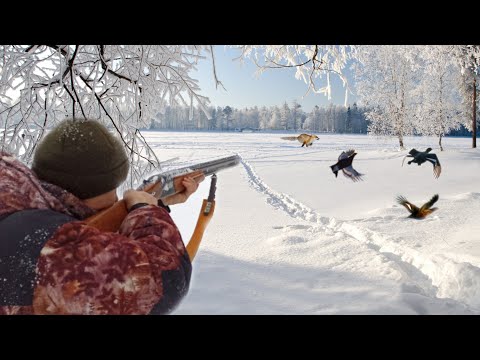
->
[138, 154, 240, 199]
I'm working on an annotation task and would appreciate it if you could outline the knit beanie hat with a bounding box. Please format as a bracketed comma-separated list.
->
[32, 119, 129, 199]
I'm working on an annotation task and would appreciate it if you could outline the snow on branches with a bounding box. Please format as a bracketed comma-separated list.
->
[231, 45, 355, 105]
[0, 45, 211, 187]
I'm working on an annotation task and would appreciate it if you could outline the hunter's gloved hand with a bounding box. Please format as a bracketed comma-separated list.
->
[162, 174, 205, 206]
[123, 190, 158, 211]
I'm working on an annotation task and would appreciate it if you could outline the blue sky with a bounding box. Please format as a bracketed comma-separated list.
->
[192, 46, 356, 113]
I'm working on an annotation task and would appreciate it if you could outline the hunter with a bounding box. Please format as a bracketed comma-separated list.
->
[0, 119, 204, 315]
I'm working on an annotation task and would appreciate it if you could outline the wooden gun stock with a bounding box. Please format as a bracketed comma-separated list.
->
[85, 170, 204, 232]
[186, 199, 215, 261]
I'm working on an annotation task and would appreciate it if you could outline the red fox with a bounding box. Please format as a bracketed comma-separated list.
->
[281, 134, 319, 147]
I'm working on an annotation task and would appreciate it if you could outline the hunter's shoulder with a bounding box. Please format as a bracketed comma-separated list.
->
[121, 204, 179, 232]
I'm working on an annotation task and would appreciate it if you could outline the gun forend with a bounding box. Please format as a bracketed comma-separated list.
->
[138, 154, 240, 199]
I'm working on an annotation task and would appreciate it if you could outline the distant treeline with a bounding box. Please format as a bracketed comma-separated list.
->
[149, 102, 478, 137]
[149, 102, 370, 133]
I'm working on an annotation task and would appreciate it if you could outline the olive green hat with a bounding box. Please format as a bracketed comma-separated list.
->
[32, 119, 129, 199]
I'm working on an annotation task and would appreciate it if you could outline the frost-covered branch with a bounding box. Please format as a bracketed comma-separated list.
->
[210, 45, 226, 91]
[0, 45, 212, 186]
[232, 45, 355, 103]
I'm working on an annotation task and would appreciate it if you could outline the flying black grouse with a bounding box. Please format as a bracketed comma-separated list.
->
[330, 149, 364, 182]
[402, 148, 441, 179]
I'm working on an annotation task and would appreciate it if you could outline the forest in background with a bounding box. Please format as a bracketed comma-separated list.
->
[149, 102, 477, 137]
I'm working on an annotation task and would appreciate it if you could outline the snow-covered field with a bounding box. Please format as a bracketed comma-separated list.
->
[142, 131, 480, 314]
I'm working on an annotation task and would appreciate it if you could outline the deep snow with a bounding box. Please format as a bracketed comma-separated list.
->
[142, 131, 480, 314]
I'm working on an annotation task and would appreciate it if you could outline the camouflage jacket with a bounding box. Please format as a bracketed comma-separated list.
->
[0, 152, 191, 315]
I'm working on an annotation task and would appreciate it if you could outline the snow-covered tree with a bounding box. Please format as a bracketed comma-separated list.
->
[208, 106, 217, 130]
[246, 106, 260, 129]
[223, 106, 233, 130]
[355, 46, 419, 149]
[258, 106, 270, 130]
[325, 103, 336, 132]
[291, 101, 302, 130]
[451, 45, 480, 148]
[457, 70, 480, 148]
[269, 106, 282, 129]
[280, 102, 290, 130]
[307, 105, 321, 132]
[413, 46, 465, 150]
[215, 106, 225, 130]
[332, 104, 347, 133]
[345, 106, 353, 133]
[196, 104, 209, 129]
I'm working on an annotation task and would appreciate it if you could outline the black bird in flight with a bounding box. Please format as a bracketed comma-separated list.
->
[396, 194, 439, 219]
[330, 149, 364, 182]
[402, 148, 441, 179]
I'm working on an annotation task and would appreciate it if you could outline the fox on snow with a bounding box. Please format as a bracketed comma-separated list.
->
[281, 134, 319, 147]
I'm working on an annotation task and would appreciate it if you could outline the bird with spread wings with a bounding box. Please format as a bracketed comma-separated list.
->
[396, 194, 439, 219]
[330, 149, 364, 182]
[402, 148, 441, 179]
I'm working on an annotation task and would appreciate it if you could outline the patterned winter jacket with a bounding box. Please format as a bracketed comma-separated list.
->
[0, 152, 191, 315]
